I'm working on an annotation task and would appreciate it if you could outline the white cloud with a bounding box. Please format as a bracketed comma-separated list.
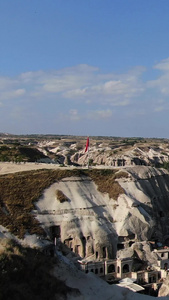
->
[2, 61, 169, 127]
[87, 109, 113, 120]
[148, 74, 169, 95]
[0, 64, 146, 108]
[63, 88, 88, 98]
[57, 108, 113, 123]
[0, 89, 25, 101]
[147, 58, 169, 95]
[154, 58, 169, 71]
[3, 60, 169, 135]
[43, 76, 81, 93]
[103, 80, 128, 94]
[60, 66, 145, 107]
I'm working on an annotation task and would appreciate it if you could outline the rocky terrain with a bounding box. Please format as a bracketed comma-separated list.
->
[1, 135, 169, 298]
[34, 166, 169, 262]
[1, 133, 169, 168]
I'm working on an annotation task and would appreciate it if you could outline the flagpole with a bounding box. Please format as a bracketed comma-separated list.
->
[87, 143, 89, 169]
[85, 136, 90, 168]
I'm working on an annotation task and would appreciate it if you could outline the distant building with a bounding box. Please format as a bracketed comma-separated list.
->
[155, 248, 169, 270]
[79, 257, 133, 281]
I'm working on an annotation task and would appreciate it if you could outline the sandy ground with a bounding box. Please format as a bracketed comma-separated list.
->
[0, 162, 118, 175]
[0, 162, 72, 175]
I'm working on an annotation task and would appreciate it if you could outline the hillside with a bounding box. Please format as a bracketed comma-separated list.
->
[0, 239, 79, 300]
[1, 156, 169, 298]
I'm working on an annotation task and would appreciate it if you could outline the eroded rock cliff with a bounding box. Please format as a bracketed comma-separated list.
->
[35, 166, 169, 261]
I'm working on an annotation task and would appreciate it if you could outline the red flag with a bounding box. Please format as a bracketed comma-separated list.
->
[85, 137, 89, 152]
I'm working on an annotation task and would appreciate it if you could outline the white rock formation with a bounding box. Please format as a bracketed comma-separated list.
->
[70, 145, 169, 167]
[158, 276, 169, 297]
[35, 166, 169, 263]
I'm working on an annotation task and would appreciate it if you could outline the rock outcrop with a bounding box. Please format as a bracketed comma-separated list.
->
[35, 166, 169, 262]
[36, 138, 169, 167]
[71, 147, 169, 167]
[158, 276, 169, 297]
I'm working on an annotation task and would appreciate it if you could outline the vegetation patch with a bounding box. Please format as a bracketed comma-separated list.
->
[56, 189, 69, 203]
[0, 238, 79, 300]
[18, 146, 47, 162]
[0, 145, 48, 163]
[84, 169, 125, 200]
[113, 171, 129, 179]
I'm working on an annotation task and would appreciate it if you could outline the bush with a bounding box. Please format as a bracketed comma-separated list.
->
[56, 190, 69, 203]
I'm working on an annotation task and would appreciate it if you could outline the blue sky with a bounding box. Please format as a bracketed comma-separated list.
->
[1, 0, 169, 137]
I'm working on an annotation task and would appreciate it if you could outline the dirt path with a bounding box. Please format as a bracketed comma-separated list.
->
[0, 162, 64, 175]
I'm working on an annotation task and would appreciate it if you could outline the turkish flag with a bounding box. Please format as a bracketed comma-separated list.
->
[85, 137, 89, 152]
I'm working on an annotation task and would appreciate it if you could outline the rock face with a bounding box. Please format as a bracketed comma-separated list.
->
[71, 146, 169, 167]
[117, 166, 169, 242]
[36, 175, 117, 259]
[158, 276, 169, 297]
[35, 166, 169, 262]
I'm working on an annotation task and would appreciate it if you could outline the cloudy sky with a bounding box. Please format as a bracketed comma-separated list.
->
[1, 1, 169, 138]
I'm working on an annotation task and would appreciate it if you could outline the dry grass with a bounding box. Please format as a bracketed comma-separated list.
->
[56, 189, 69, 203]
[0, 168, 125, 239]
[113, 170, 129, 179]
[85, 169, 125, 200]
[0, 145, 48, 163]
